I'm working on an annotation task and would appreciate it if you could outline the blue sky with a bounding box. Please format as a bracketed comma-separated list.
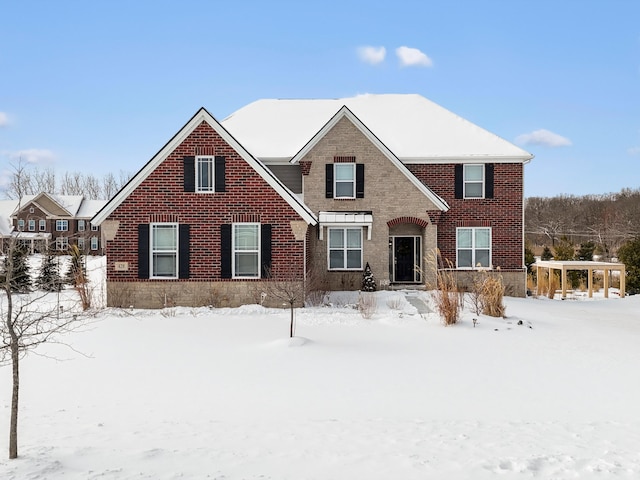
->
[1, 0, 639, 198]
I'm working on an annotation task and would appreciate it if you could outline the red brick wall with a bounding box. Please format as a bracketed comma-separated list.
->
[106, 121, 305, 281]
[407, 163, 524, 271]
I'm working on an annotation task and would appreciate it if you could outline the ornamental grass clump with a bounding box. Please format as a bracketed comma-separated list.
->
[480, 273, 506, 318]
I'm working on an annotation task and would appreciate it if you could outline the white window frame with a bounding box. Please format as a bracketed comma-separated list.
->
[463, 164, 485, 199]
[55, 236, 69, 251]
[90, 236, 99, 251]
[77, 237, 85, 251]
[39, 219, 46, 231]
[232, 223, 260, 279]
[196, 156, 215, 193]
[327, 227, 363, 270]
[28, 219, 35, 231]
[91, 223, 98, 231]
[150, 223, 179, 279]
[17, 219, 24, 230]
[56, 220, 69, 231]
[334, 163, 356, 199]
[78, 219, 86, 231]
[456, 227, 492, 269]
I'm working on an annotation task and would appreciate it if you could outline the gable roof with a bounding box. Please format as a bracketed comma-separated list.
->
[15, 193, 85, 217]
[222, 94, 534, 163]
[92, 108, 317, 226]
[293, 106, 449, 212]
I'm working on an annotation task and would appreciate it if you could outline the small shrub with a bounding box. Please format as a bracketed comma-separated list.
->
[433, 268, 460, 326]
[480, 274, 506, 317]
[386, 295, 404, 310]
[358, 292, 377, 319]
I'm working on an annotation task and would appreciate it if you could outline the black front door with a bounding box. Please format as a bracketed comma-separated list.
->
[394, 237, 416, 282]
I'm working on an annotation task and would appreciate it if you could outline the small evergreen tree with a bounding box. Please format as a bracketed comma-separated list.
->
[37, 251, 63, 292]
[541, 246, 553, 261]
[361, 262, 377, 292]
[2, 243, 32, 293]
[524, 243, 535, 273]
[618, 237, 640, 295]
[65, 244, 85, 286]
[554, 236, 579, 288]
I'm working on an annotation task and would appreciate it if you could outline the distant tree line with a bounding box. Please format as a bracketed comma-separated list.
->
[525, 188, 640, 257]
[2, 163, 132, 201]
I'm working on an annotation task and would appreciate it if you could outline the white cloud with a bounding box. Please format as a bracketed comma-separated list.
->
[628, 146, 640, 156]
[5, 148, 56, 164]
[395, 46, 433, 67]
[515, 129, 572, 147]
[357, 46, 386, 65]
[0, 112, 8, 127]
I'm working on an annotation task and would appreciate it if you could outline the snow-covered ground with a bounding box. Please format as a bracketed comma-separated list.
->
[1, 257, 639, 479]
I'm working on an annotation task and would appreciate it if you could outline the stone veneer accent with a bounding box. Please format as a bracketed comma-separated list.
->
[300, 116, 441, 289]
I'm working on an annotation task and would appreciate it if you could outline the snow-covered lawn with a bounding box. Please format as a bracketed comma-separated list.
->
[1, 259, 639, 478]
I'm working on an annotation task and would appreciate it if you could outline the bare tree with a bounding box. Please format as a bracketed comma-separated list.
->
[0, 170, 85, 459]
[263, 267, 305, 338]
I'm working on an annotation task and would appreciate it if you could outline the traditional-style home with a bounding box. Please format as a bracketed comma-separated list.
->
[93, 94, 533, 308]
[2, 193, 106, 254]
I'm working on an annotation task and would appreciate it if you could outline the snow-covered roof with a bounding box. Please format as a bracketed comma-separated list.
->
[77, 199, 107, 218]
[0, 200, 18, 235]
[222, 94, 533, 163]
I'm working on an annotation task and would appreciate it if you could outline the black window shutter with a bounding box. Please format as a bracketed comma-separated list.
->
[215, 156, 226, 192]
[138, 224, 150, 279]
[220, 224, 232, 279]
[261, 224, 272, 278]
[178, 224, 190, 279]
[325, 164, 333, 198]
[356, 164, 365, 198]
[184, 156, 195, 192]
[485, 164, 494, 199]
[454, 164, 463, 199]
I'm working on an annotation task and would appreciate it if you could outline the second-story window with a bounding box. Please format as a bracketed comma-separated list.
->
[56, 220, 69, 231]
[334, 164, 356, 199]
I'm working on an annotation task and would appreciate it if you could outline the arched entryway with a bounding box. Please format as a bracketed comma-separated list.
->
[387, 217, 429, 284]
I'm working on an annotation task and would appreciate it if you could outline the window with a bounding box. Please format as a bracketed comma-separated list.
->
[28, 219, 35, 231]
[196, 156, 215, 192]
[150, 223, 178, 278]
[39, 219, 46, 231]
[77, 238, 85, 251]
[78, 220, 85, 231]
[17, 219, 24, 230]
[91, 223, 98, 231]
[334, 164, 355, 199]
[91, 236, 99, 251]
[233, 223, 260, 278]
[56, 220, 68, 231]
[464, 164, 484, 198]
[457, 227, 491, 268]
[55, 237, 69, 251]
[328, 227, 362, 270]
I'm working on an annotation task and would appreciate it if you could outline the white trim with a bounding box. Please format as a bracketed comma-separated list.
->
[456, 227, 492, 269]
[232, 222, 260, 279]
[333, 163, 356, 199]
[92, 108, 317, 226]
[150, 222, 179, 279]
[318, 211, 373, 241]
[56, 219, 69, 231]
[290, 106, 449, 212]
[463, 164, 485, 199]
[327, 226, 363, 271]
[399, 155, 533, 164]
[195, 155, 216, 193]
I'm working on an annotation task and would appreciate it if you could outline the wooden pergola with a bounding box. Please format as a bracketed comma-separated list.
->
[535, 260, 626, 299]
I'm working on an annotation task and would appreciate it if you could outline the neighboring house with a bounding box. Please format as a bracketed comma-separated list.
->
[1, 193, 106, 254]
[93, 94, 533, 308]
